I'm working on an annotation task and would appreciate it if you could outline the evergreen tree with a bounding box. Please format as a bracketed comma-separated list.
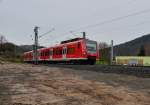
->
[138, 45, 146, 56]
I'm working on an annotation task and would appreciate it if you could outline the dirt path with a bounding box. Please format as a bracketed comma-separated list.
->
[0, 63, 149, 105]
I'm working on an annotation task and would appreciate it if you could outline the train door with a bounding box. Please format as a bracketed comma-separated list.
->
[50, 49, 53, 60]
[62, 47, 67, 60]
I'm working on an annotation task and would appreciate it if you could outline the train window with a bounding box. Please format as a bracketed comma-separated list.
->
[49, 51, 51, 55]
[53, 50, 55, 55]
[47, 51, 49, 56]
[53, 49, 56, 55]
[46, 50, 49, 56]
[43, 52, 45, 56]
[54, 49, 62, 55]
[56, 49, 58, 55]
[59, 49, 62, 55]
[45, 51, 47, 56]
[48, 51, 49, 56]
[44, 52, 46, 56]
[78, 42, 81, 49]
[67, 48, 75, 54]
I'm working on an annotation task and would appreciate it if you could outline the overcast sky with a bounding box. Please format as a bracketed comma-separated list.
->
[0, 0, 150, 46]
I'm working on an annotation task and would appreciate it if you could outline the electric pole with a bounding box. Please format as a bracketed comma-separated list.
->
[34, 26, 39, 65]
[82, 32, 86, 39]
[110, 40, 114, 65]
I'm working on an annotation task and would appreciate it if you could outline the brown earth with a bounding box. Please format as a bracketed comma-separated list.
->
[0, 63, 150, 105]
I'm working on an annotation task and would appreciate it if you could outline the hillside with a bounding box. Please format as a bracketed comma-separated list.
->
[20, 45, 45, 52]
[0, 43, 45, 62]
[114, 34, 150, 56]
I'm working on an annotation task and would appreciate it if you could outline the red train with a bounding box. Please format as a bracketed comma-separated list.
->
[23, 38, 99, 65]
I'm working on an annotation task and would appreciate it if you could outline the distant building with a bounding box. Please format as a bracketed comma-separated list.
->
[116, 56, 150, 66]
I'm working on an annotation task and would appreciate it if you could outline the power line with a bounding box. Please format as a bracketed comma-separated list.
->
[93, 18, 150, 35]
[49, 0, 139, 38]
[38, 2, 150, 46]
[70, 8, 150, 33]
[95, 0, 138, 14]
[39, 28, 55, 38]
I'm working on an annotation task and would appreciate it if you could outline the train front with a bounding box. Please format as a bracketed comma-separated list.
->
[85, 39, 99, 64]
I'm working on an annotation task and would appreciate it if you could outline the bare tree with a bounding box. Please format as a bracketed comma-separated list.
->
[145, 43, 150, 56]
[0, 35, 7, 52]
[99, 42, 109, 49]
[0, 35, 7, 44]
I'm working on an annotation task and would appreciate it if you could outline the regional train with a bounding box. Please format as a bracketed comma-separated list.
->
[23, 37, 99, 65]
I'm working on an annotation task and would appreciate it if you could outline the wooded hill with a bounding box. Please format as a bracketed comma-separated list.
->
[0, 42, 44, 62]
[99, 34, 150, 64]
[114, 34, 150, 56]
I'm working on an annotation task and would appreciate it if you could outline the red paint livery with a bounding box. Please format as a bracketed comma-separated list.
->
[23, 38, 99, 65]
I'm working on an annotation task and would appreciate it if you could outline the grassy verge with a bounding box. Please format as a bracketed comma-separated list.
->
[96, 60, 109, 65]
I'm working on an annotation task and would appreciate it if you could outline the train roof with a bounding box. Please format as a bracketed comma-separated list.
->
[60, 37, 84, 44]
[24, 37, 92, 54]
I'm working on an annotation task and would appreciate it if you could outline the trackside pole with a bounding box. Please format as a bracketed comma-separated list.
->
[110, 40, 114, 65]
[34, 26, 39, 65]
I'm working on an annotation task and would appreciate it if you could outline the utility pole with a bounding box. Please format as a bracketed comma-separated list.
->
[0, 36, 2, 52]
[110, 40, 114, 65]
[82, 32, 86, 39]
[14, 45, 16, 59]
[34, 26, 39, 65]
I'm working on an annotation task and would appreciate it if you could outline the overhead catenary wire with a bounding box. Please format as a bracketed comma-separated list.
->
[93, 0, 139, 15]
[40, 17, 150, 47]
[39, 28, 55, 39]
[39, 0, 141, 42]
[39, 1, 150, 46]
[70, 8, 150, 33]
[93, 19, 150, 35]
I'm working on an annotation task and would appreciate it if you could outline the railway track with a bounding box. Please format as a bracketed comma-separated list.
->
[44, 64, 150, 78]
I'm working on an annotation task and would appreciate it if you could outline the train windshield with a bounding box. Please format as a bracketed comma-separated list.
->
[86, 40, 97, 54]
